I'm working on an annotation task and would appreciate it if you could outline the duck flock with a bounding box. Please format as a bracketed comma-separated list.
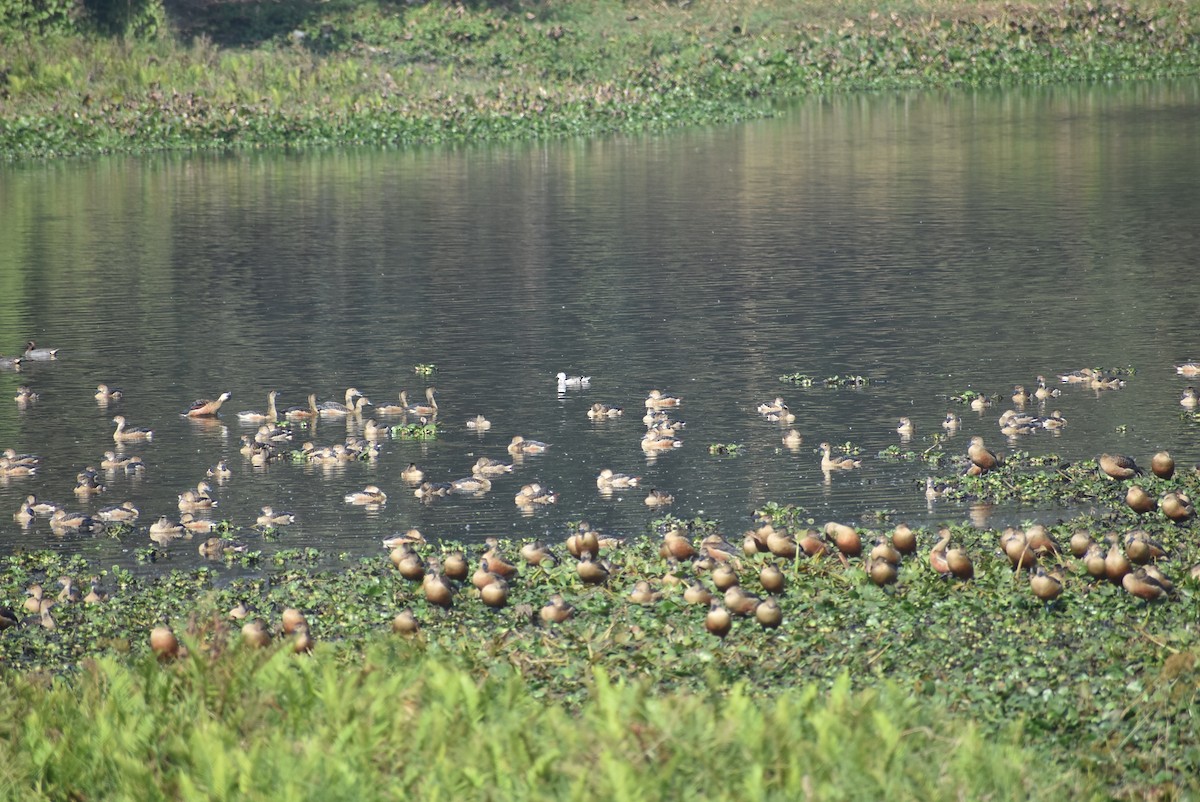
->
[2, 347, 1199, 647]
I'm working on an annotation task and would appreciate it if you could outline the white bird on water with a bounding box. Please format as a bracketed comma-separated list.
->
[556, 372, 591, 390]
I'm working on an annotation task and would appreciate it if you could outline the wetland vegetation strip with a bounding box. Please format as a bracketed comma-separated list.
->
[1, 0, 1199, 160]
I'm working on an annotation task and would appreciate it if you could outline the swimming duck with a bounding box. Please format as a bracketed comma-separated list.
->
[1011, 386, 1031, 406]
[514, 483, 557, 505]
[1176, 363, 1200, 377]
[757, 397, 787, 415]
[3, 449, 39, 467]
[508, 435, 550, 455]
[207, 460, 232, 480]
[644, 389, 682, 409]
[967, 436, 1000, 473]
[450, 475, 492, 494]
[184, 391, 232, 418]
[782, 429, 803, 450]
[1040, 410, 1068, 431]
[381, 529, 425, 550]
[819, 442, 861, 471]
[74, 472, 105, 496]
[95, 384, 123, 403]
[896, 417, 914, 437]
[15, 385, 39, 405]
[96, 501, 139, 522]
[344, 485, 387, 505]
[641, 430, 683, 451]
[237, 390, 280, 424]
[401, 463, 425, 484]
[50, 509, 101, 532]
[177, 481, 216, 511]
[556, 372, 591, 389]
[0, 458, 37, 477]
[1098, 453, 1140, 480]
[644, 489, 674, 507]
[596, 468, 640, 490]
[257, 506, 296, 527]
[180, 513, 218, 535]
[942, 412, 961, 431]
[148, 516, 184, 542]
[587, 403, 623, 419]
[401, 388, 438, 417]
[373, 394, 408, 416]
[284, 394, 320, 421]
[415, 481, 453, 499]
[23, 341, 59, 361]
[112, 415, 153, 442]
[1180, 387, 1198, 409]
[472, 457, 514, 477]
[466, 414, 492, 430]
[1033, 376, 1060, 401]
[764, 405, 796, 423]
[315, 388, 361, 418]
[24, 495, 61, 516]
[0, 355, 22, 369]
[14, 499, 34, 525]
[101, 450, 145, 471]
[969, 395, 992, 412]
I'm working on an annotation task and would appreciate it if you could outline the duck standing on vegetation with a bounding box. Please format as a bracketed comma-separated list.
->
[1099, 453, 1140, 480]
[967, 436, 1000, 474]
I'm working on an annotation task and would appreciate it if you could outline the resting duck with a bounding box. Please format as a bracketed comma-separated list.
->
[644, 389, 682, 409]
[256, 506, 296, 527]
[508, 435, 549, 455]
[344, 485, 387, 505]
[556, 372, 591, 389]
[587, 403, 623, 419]
[596, 468, 639, 490]
[95, 384, 123, 402]
[465, 414, 492, 430]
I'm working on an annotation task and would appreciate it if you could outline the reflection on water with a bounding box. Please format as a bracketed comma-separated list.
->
[1, 79, 1198, 573]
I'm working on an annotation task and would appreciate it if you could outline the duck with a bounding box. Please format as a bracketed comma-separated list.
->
[764, 405, 795, 423]
[472, 457, 514, 477]
[967, 436, 1000, 473]
[422, 569, 456, 609]
[1124, 530, 1167, 564]
[14, 499, 34, 525]
[236, 390, 280, 424]
[1160, 491, 1194, 522]
[382, 529, 425, 550]
[782, 429, 803, 449]
[465, 414, 492, 430]
[596, 468, 639, 490]
[1059, 368, 1098, 384]
[1176, 363, 1200, 377]
[148, 516, 184, 542]
[74, 472, 105, 496]
[1011, 386, 1031, 406]
[400, 463, 425, 484]
[0, 354, 22, 369]
[112, 415, 153, 442]
[415, 481, 453, 499]
[641, 430, 683, 451]
[284, 394, 320, 421]
[556, 372, 591, 389]
[539, 594, 574, 624]
[96, 501, 139, 523]
[514, 483, 557, 505]
[1122, 568, 1169, 601]
[969, 395, 992, 412]
[1098, 453, 1140, 480]
[101, 450, 145, 471]
[83, 578, 109, 605]
[587, 403, 623, 419]
[207, 460, 232, 480]
[865, 556, 898, 587]
[180, 513, 218, 534]
[929, 528, 952, 576]
[184, 391, 232, 418]
[400, 388, 438, 417]
[508, 435, 549, 455]
[1181, 387, 1198, 409]
[925, 477, 947, 501]
[520, 540, 556, 567]
[374, 394, 409, 416]
[177, 481, 216, 511]
[95, 384, 123, 402]
[643, 489, 674, 507]
[819, 442, 861, 471]
[14, 385, 39, 405]
[198, 536, 246, 558]
[50, 509, 101, 533]
[344, 485, 387, 505]
[896, 417, 914, 437]
[576, 551, 610, 584]
[1040, 410, 1068, 431]
[257, 506, 296, 527]
[316, 387, 363, 418]
[892, 523, 917, 555]
[1030, 566, 1063, 604]
[1151, 451, 1175, 479]
[1033, 376, 1060, 400]
[942, 412, 961, 431]
[0, 458, 37, 477]
[362, 419, 386, 441]
[23, 341, 59, 360]
[450, 475, 492, 494]
[348, 394, 374, 417]
[629, 580, 661, 606]
[3, 449, 39, 467]
[705, 600, 732, 638]
[757, 397, 787, 415]
[644, 389, 682, 409]
[24, 495, 61, 515]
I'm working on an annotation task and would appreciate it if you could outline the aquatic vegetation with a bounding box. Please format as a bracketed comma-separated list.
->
[3, 1, 1198, 161]
[388, 421, 438, 440]
[707, 442, 742, 456]
[778, 372, 876, 387]
[412, 363, 436, 376]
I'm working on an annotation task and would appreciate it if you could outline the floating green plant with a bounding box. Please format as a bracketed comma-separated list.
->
[413, 363, 436, 376]
[390, 421, 438, 440]
[708, 442, 742, 455]
[779, 372, 876, 387]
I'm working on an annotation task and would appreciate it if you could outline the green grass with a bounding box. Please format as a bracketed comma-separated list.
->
[0, 642, 1098, 801]
[1, 0, 1198, 159]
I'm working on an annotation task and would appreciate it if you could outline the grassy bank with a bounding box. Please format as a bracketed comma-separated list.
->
[1, 0, 1199, 160]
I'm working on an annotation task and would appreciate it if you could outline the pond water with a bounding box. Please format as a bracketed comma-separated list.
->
[1, 79, 1198, 576]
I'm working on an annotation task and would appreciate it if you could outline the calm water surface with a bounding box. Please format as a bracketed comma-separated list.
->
[1, 79, 1198, 575]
